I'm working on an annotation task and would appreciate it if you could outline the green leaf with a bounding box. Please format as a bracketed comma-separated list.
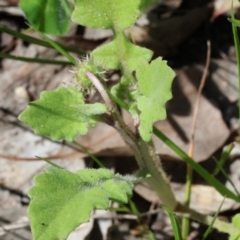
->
[19, 0, 72, 35]
[230, 214, 240, 240]
[92, 35, 153, 71]
[28, 168, 134, 240]
[71, 0, 141, 29]
[136, 57, 175, 142]
[18, 87, 107, 142]
[233, 214, 240, 230]
[230, 235, 240, 240]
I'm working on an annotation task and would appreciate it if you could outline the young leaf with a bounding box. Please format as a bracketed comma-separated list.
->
[18, 87, 107, 142]
[28, 168, 134, 240]
[136, 57, 175, 142]
[72, 0, 141, 30]
[19, 0, 72, 35]
[92, 35, 153, 71]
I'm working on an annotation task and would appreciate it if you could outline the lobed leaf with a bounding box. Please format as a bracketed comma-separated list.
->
[18, 87, 107, 142]
[28, 168, 134, 240]
[136, 57, 175, 142]
[92, 35, 153, 71]
[71, 0, 141, 30]
[19, 0, 72, 35]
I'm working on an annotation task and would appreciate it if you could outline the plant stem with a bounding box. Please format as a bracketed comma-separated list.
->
[182, 40, 211, 239]
[86, 71, 177, 209]
[153, 127, 239, 201]
[139, 139, 178, 210]
[85, 71, 114, 112]
[86, 71, 240, 236]
[182, 163, 192, 239]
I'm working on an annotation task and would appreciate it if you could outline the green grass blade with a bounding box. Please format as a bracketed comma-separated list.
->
[0, 25, 84, 55]
[73, 141, 105, 168]
[230, 2, 240, 125]
[36, 156, 63, 169]
[109, 86, 239, 201]
[153, 127, 239, 201]
[0, 52, 72, 65]
[229, 17, 240, 26]
[202, 197, 225, 240]
[213, 158, 240, 197]
[162, 205, 183, 240]
[129, 199, 140, 215]
[128, 199, 141, 224]
[147, 229, 156, 240]
[213, 143, 234, 176]
[37, 31, 77, 65]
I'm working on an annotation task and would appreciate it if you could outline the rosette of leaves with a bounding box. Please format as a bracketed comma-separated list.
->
[71, 0, 175, 142]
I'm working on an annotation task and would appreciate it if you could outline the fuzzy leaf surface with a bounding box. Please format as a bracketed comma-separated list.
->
[136, 57, 175, 142]
[18, 87, 107, 142]
[19, 0, 71, 35]
[72, 0, 140, 29]
[28, 168, 134, 240]
[92, 35, 153, 71]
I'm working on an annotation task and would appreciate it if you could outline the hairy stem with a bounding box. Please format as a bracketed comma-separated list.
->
[85, 71, 114, 111]
[85, 62, 240, 238]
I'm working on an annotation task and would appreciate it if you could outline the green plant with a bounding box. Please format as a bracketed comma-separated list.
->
[7, 0, 240, 239]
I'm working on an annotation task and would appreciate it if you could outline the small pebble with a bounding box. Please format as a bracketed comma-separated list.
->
[14, 86, 30, 101]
